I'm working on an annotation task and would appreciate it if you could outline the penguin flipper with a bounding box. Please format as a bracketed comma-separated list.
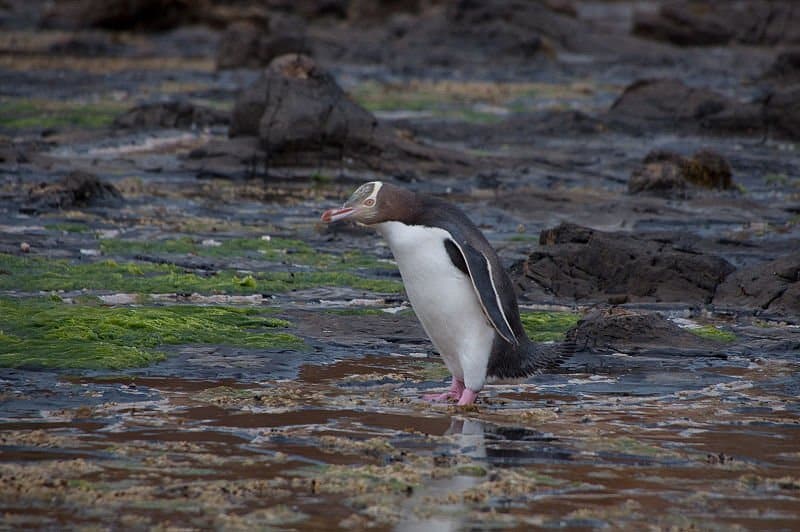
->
[445, 239, 518, 346]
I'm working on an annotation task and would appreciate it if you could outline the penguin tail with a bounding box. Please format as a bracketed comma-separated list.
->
[523, 326, 577, 375]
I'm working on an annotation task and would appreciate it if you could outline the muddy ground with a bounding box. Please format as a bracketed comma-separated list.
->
[1, 0, 799, 530]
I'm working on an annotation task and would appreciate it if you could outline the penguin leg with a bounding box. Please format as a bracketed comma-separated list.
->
[422, 376, 465, 402]
[457, 388, 479, 405]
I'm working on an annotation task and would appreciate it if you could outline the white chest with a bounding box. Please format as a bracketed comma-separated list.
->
[376, 222, 495, 383]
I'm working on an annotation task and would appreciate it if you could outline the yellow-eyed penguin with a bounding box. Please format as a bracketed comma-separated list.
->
[321, 181, 574, 405]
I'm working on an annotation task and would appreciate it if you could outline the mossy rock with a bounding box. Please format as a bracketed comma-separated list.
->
[0, 297, 305, 370]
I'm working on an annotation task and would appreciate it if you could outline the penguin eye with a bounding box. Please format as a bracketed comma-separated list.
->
[364, 198, 375, 206]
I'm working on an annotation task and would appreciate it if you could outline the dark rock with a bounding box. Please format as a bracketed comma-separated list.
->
[290, 0, 349, 20]
[763, 86, 800, 140]
[231, 54, 379, 150]
[229, 53, 477, 174]
[574, 308, 718, 354]
[183, 137, 268, 180]
[316, 0, 669, 72]
[47, 34, 119, 56]
[22, 171, 123, 213]
[684, 149, 732, 188]
[510, 223, 735, 304]
[608, 79, 731, 132]
[216, 16, 310, 70]
[607, 78, 799, 139]
[762, 50, 800, 86]
[40, 0, 207, 31]
[629, 160, 688, 197]
[633, 0, 800, 47]
[629, 149, 733, 196]
[347, 0, 423, 24]
[714, 253, 800, 316]
[113, 101, 229, 130]
[0, 138, 29, 165]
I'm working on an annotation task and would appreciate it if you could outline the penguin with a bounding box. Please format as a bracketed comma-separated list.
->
[321, 181, 574, 405]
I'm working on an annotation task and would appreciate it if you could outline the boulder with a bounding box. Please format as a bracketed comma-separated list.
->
[216, 16, 310, 70]
[228, 54, 477, 174]
[113, 101, 229, 130]
[230, 54, 380, 152]
[714, 253, 800, 316]
[763, 86, 800, 140]
[573, 308, 718, 355]
[633, 0, 800, 47]
[40, 0, 207, 31]
[510, 223, 735, 304]
[22, 171, 123, 213]
[317, 0, 668, 72]
[347, 0, 424, 24]
[762, 50, 800, 86]
[607, 78, 799, 139]
[629, 149, 733, 196]
[607, 79, 732, 132]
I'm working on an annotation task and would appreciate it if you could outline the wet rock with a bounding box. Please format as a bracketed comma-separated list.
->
[607, 78, 800, 139]
[629, 149, 733, 196]
[628, 156, 687, 197]
[184, 137, 267, 180]
[113, 101, 229, 130]
[714, 253, 800, 316]
[684, 149, 733, 188]
[510, 223, 735, 304]
[0, 137, 29, 165]
[47, 33, 120, 56]
[608, 79, 731, 133]
[291, 0, 349, 20]
[347, 0, 424, 24]
[317, 0, 667, 72]
[574, 308, 716, 354]
[230, 53, 379, 150]
[22, 171, 123, 213]
[632, 0, 800, 47]
[762, 50, 800, 86]
[763, 86, 800, 140]
[216, 16, 310, 70]
[40, 0, 207, 31]
[229, 53, 476, 174]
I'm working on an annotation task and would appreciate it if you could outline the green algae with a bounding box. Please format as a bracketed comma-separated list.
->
[0, 297, 304, 370]
[520, 311, 580, 342]
[413, 360, 451, 381]
[0, 253, 402, 295]
[0, 98, 123, 131]
[44, 222, 91, 233]
[690, 325, 737, 343]
[99, 236, 397, 271]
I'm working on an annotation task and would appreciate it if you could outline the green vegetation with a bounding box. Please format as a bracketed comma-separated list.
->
[520, 311, 580, 342]
[0, 98, 123, 131]
[326, 308, 389, 316]
[763, 173, 791, 186]
[690, 325, 737, 343]
[44, 222, 91, 233]
[99, 236, 395, 271]
[0, 253, 402, 295]
[507, 234, 538, 242]
[0, 297, 304, 370]
[457, 465, 488, 477]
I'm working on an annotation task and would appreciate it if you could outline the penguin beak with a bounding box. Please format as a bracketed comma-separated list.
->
[321, 206, 356, 223]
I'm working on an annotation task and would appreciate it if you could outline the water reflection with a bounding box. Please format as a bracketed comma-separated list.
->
[396, 417, 487, 532]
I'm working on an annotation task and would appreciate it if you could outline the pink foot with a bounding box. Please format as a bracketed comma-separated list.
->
[423, 377, 465, 402]
[457, 388, 479, 406]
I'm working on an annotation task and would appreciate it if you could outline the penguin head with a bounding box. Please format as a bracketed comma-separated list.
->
[321, 181, 418, 226]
